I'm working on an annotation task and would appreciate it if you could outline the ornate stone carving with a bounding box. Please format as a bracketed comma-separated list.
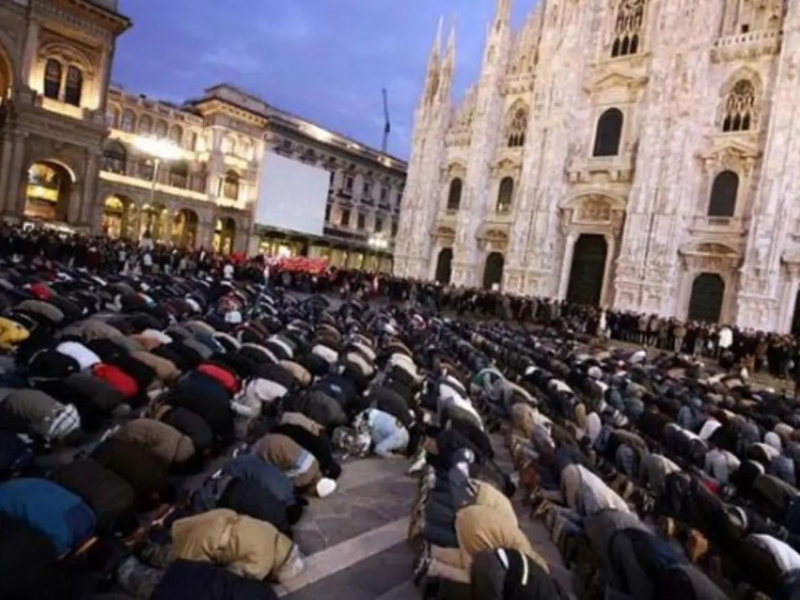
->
[579, 197, 612, 222]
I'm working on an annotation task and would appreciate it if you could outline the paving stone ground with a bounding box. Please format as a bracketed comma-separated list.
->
[279, 293, 572, 598]
[280, 440, 572, 599]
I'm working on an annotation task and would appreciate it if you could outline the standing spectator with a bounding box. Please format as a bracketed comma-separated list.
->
[674, 321, 686, 354]
[718, 324, 732, 358]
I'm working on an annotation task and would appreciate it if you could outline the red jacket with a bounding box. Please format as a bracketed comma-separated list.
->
[92, 364, 139, 398]
[196, 363, 240, 395]
[28, 283, 54, 301]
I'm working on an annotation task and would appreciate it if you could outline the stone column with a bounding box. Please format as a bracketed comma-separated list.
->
[80, 152, 99, 226]
[96, 46, 114, 113]
[8, 132, 27, 219]
[600, 235, 616, 308]
[67, 184, 82, 224]
[778, 268, 800, 333]
[0, 133, 14, 213]
[161, 207, 173, 243]
[197, 217, 214, 251]
[676, 267, 696, 321]
[20, 20, 40, 87]
[557, 232, 578, 300]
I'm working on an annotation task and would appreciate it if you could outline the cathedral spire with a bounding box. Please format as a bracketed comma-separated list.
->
[494, 0, 512, 29]
[438, 19, 457, 102]
[431, 14, 444, 62]
[481, 0, 512, 74]
[420, 16, 444, 108]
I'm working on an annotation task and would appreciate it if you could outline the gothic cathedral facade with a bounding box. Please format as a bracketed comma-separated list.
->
[394, 0, 800, 333]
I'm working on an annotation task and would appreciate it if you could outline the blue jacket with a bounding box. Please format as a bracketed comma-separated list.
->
[222, 455, 294, 506]
[0, 478, 95, 555]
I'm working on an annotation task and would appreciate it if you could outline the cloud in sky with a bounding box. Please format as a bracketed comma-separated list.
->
[113, 0, 537, 158]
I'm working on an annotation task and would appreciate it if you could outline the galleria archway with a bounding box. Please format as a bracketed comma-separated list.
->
[24, 161, 73, 222]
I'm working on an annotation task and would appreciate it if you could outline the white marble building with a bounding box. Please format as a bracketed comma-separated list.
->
[394, 0, 800, 333]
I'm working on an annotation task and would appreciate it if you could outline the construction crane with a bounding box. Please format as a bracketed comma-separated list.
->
[381, 88, 391, 154]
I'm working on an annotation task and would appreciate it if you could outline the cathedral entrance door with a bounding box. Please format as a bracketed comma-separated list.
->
[687, 273, 725, 323]
[483, 252, 504, 290]
[566, 234, 607, 306]
[435, 248, 453, 284]
[791, 291, 800, 336]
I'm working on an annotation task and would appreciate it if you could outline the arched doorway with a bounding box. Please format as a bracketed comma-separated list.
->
[172, 208, 198, 249]
[688, 273, 725, 323]
[483, 252, 504, 290]
[102, 195, 130, 239]
[791, 291, 800, 336]
[139, 203, 168, 242]
[213, 217, 236, 254]
[566, 234, 608, 306]
[435, 248, 453, 284]
[24, 161, 72, 222]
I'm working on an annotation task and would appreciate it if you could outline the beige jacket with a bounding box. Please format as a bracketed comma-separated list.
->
[455, 505, 547, 572]
[171, 508, 294, 581]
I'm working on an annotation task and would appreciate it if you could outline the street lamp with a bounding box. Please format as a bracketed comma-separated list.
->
[133, 136, 182, 240]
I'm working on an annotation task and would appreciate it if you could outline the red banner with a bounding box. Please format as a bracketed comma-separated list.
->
[277, 256, 329, 275]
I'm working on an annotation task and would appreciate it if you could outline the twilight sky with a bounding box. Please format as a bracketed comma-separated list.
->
[112, 0, 536, 159]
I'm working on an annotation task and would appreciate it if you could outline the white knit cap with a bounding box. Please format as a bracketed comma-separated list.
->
[316, 478, 337, 498]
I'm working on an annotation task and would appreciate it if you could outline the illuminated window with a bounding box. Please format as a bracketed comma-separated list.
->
[64, 66, 82, 106]
[121, 109, 136, 133]
[44, 59, 61, 100]
[222, 171, 240, 200]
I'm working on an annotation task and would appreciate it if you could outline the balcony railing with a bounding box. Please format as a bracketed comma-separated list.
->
[714, 30, 780, 48]
[690, 215, 745, 233]
[712, 29, 782, 62]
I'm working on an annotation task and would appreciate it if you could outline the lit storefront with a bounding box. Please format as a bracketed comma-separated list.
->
[253, 225, 393, 272]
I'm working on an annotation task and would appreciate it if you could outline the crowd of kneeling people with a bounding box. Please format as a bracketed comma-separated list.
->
[405, 319, 800, 600]
[2, 247, 800, 600]
[0, 256, 455, 599]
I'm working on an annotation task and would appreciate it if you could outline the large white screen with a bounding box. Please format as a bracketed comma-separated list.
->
[254, 151, 329, 236]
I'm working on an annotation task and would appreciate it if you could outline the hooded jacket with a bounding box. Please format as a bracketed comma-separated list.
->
[115, 418, 195, 465]
[252, 434, 321, 491]
[0, 478, 95, 556]
[171, 508, 293, 581]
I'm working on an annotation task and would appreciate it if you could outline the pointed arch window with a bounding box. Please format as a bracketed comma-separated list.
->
[593, 108, 624, 157]
[64, 66, 83, 106]
[496, 177, 514, 214]
[708, 171, 739, 217]
[506, 107, 528, 148]
[611, 0, 646, 58]
[44, 59, 62, 100]
[722, 80, 756, 133]
[447, 178, 463, 211]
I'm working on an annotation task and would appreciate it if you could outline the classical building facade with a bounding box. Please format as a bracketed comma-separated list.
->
[0, 0, 405, 270]
[395, 0, 800, 332]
